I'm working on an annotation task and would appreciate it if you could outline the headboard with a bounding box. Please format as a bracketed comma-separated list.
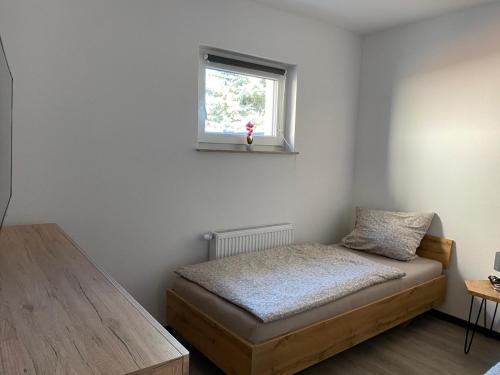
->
[416, 235, 453, 269]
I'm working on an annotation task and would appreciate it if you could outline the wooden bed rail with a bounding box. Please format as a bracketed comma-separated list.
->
[167, 275, 447, 375]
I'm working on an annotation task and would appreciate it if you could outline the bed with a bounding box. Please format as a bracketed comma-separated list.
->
[166, 235, 452, 375]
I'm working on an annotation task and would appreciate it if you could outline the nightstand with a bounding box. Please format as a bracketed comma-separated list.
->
[464, 280, 500, 354]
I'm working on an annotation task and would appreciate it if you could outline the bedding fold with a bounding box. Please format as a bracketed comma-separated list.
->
[176, 243, 405, 322]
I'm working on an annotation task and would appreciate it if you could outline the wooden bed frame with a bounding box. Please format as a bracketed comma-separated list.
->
[166, 235, 453, 375]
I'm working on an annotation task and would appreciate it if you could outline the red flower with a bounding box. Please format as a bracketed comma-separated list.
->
[246, 122, 254, 136]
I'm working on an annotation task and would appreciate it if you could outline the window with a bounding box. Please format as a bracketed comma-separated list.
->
[198, 49, 291, 148]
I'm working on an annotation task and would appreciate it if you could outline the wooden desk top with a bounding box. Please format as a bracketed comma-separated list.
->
[0, 224, 188, 375]
[465, 280, 500, 304]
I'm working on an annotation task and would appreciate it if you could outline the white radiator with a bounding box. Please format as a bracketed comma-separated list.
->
[204, 223, 294, 260]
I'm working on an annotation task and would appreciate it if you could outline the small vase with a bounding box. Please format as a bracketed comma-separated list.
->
[245, 136, 254, 151]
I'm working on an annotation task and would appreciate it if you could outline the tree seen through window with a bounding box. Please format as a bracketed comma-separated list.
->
[205, 68, 276, 136]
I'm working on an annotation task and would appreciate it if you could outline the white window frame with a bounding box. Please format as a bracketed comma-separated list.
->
[198, 49, 287, 146]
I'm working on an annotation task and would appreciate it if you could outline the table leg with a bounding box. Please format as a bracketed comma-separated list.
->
[491, 302, 498, 330]
[464, 296, 485, 354]
[484, 299, 487, 329]
[486, 302, 499, 336]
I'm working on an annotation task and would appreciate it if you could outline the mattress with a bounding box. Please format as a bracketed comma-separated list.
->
[172, 248, 443, 344]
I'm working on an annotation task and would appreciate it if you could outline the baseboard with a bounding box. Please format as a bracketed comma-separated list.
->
[429, 309, 500, 340]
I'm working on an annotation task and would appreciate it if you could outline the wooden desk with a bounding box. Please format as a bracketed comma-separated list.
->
[0, 224, 188, 375]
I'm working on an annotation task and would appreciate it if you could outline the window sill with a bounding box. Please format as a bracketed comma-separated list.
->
[196, 142, 299, 155]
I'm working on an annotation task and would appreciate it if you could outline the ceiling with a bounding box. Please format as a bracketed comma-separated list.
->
[251, 0, 499, 33]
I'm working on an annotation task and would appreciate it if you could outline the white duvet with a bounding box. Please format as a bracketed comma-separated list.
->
[176, 242, 405, 323]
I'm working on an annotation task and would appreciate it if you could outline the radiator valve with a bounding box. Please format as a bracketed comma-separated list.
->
[202, 233, 213, 240]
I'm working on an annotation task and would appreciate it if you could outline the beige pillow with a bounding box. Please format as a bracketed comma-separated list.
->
[342, 208, 434, 261]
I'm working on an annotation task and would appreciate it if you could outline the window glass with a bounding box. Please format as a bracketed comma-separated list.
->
[204, 67, 277, 137]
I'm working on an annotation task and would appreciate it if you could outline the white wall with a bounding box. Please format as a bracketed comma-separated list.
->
[0, 0, 361, 322]
[354, 1, 500, 330]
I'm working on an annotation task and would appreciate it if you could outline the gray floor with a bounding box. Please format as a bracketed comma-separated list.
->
[177, 314, 500, 375]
